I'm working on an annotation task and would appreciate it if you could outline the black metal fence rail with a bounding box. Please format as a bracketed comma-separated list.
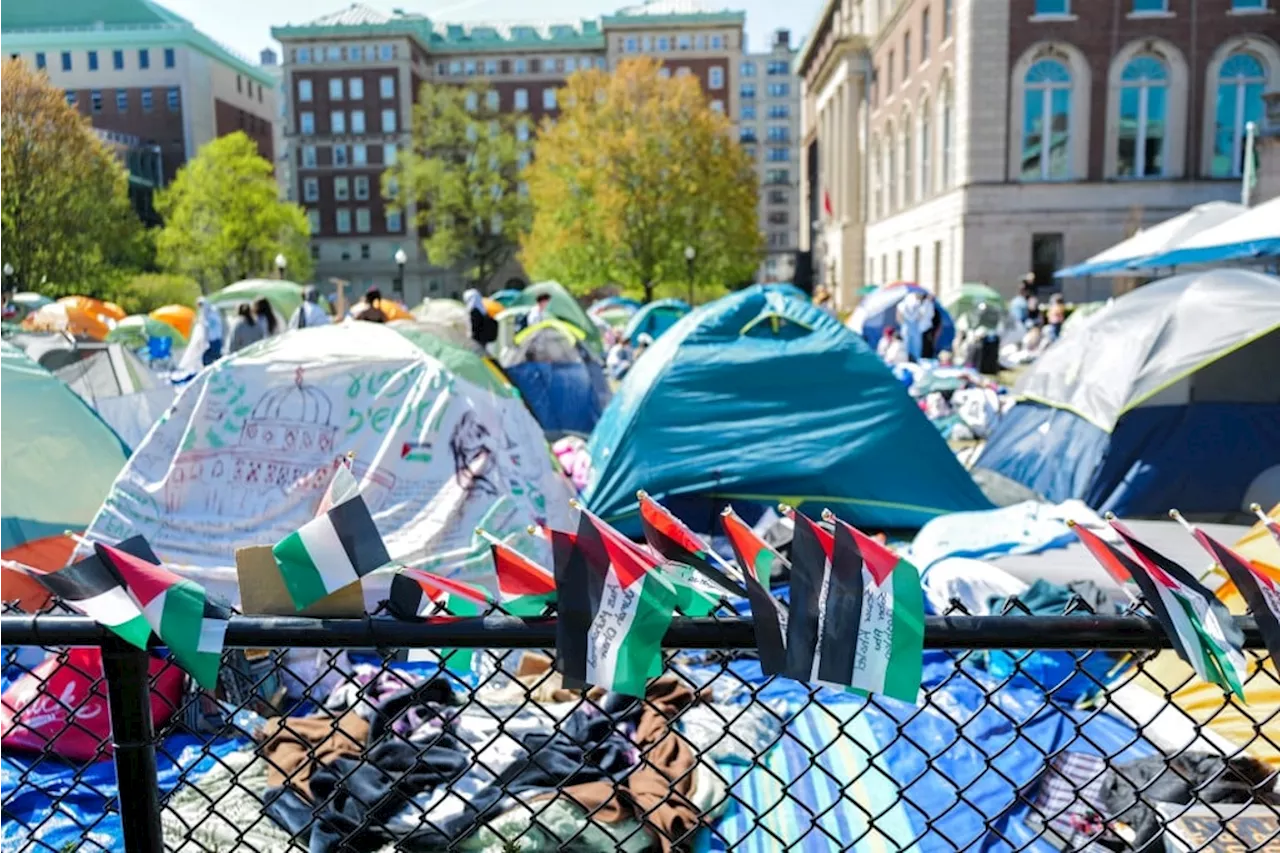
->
[2, 613, 1278, 853]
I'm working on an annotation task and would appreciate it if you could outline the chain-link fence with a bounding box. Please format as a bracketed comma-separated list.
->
[2, 601, 1278, 853]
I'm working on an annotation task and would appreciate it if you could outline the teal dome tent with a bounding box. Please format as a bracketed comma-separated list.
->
[583, 286, 990, 534]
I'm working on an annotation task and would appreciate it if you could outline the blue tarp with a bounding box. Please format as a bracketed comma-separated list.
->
[585, 286, 990, 534]
[623, 298, 690, 342]
[977, 401, 1280, 516]
[506, 359, 610, 434]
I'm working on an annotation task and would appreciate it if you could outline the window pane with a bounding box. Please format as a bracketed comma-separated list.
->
[1117, 87, 1140, 177]
[1048, 88, 1071, 179]
[1021, 89, 1044, 179]
[1212, 83, 1239, 176]
[1143, 85, 1166, 176]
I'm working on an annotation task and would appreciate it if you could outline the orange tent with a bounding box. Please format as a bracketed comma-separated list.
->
[380, 301, 415, 322]
[58, 295, 126, 322]
[21, 302, 110, 340]
[149, 304, 196, 339]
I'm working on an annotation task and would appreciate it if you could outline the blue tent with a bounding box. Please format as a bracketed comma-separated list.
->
[976, 270, 1280, 516]
[847, 283, 955, 353]
[623, 298, 690, 342]
[502, 320, 611, 435]
[759, 283, 809, 301]
[584, 286, 990, 533]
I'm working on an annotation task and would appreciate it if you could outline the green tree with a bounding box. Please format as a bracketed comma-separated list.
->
[154, 132, 311, 292]
[1, 58, 147, 296]
[522, 58, 761, 303]
[388, 81, 532, 289]
[106, 272, 202, 315]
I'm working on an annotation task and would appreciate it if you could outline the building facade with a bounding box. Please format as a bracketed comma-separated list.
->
[3, 0, 279, 223]
[271, 1, 745, 303]
[741, 30, 803, 282]
[799, 0, 1280, 308]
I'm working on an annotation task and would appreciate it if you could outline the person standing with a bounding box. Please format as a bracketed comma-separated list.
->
[288, 287, 331, 329]
[525, 292, 552, 328]
[253, 298, 279, 338]
[463, 288, 497, 346]
[897, 291, 928, 362]
[195, 297, 225, 365]
[1009, 275, 1035, 328]
[228, 304, 264, 353]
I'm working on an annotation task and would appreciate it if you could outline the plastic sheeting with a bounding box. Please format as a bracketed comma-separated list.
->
[584, 286, 990, 534]
[80, 322, 575, 603]
[1015, 269, 1280, 432]
[0, 342, 129, 553]
[908, 499, 1101, 569]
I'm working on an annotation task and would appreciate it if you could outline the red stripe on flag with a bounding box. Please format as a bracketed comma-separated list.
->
[579, 511, 654, 589]
[639, 494, 709, 557]
[792, 511, 833, 558]
[1107, 519, 1181, 591]
[721, 511, 765, 581]
[491, 541, 556, 597]
[1070, 523, 1135, 587]
[828, 517, 897, 586]
[1193, 528, 1277, 592]
[96, 543, 181, 609]
[400, 567, 491, 606]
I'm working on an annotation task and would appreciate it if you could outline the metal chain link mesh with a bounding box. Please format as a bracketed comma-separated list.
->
[3, 594, 1278, 852]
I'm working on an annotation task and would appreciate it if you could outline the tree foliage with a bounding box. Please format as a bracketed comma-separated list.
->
[522, 58, 761, 303]
[0, 59, 148, 296]
[389, 81, 532, 289]
[106, 273, 202, 315]
[154, 132, 312, 292]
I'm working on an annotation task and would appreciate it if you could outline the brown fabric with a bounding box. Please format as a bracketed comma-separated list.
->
[258, 710, 369, 800]
[555, 676, 704, 851]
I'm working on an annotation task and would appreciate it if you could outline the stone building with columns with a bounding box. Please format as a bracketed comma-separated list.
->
[799, 0, 1280, 309]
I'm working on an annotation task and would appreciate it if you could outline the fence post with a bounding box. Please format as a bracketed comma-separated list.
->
[101, 642, 164, 852]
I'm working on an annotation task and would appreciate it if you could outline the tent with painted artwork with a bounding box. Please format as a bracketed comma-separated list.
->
[80, 322, 576, 607]
[1, 342, 130, 607]
[584, 285, 990, 536]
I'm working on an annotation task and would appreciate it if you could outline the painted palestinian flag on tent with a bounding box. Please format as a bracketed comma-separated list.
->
[316, 453, 359, 516]
[1073, 520, 1246, 699]
[578, 503, 720, 618]
[825, 513, 925, 703]
[388, 565, 493, 672]
[18, 540, 153, 651]
[638, 491, 747, 597]
[551, 508, 676, 697]
[273, 490, 390, 611]
[96, 542, 228, 690]
[476, 528, 556, 616]
[721, 507, 788, 676]
[1182, 516, 1280, 671]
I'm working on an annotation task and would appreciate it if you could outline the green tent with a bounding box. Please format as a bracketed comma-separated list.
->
[514, 282, 602, 353]
[106, 314, 189, 349]
[208, 279, 306, 323]
[942, 283, 1007, 321]
[1, 341, 130, 553]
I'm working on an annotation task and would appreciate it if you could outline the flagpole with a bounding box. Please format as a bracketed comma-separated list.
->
[1249, 503, 1270, 526]
[1242, 121, 1256, 207]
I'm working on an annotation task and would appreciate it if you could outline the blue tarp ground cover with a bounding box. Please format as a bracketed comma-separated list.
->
[586, 286, 990, 535]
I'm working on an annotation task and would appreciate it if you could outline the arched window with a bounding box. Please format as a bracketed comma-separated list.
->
[902, 116, 914, 206]
[939, 81, 953, 189]
[886, 120, 897, 212]
[1212, 52, 1266, 177]
[871, 136, 882, 219]
[1021, 59, 1071, 180]
[1117, 55, 1168, 178]
[919, 99, 932, 198]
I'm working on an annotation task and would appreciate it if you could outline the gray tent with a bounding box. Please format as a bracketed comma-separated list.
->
[55, 344, 175, 449]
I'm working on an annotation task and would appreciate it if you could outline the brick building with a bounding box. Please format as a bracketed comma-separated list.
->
[272, 1, 746, 302]
[3, 0, 279, 225]
[798, 0, 1280, 308]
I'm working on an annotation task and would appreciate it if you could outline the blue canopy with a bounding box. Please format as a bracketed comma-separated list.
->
[623, 298, 691, 342]
[584, 286, 990, 533]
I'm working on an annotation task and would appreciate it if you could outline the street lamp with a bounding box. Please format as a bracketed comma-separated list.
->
[684, 245, 696, 306]
[2, 263, 13, 291]
[274, 253, 287, 279]
[394, 248, 407, 297]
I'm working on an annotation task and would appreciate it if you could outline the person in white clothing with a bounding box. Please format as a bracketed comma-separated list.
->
[877, 327, 908, 366]
[897, 291, 933, 362]
[288, 287, 331, 330]
[525, 292, 552, 328]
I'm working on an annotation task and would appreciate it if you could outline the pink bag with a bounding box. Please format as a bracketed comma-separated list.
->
[1, 648, 185, 762]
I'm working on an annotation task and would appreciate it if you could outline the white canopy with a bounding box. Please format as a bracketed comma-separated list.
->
[1137, 196, 1280, 269]
[1054, 201, 1245, 278]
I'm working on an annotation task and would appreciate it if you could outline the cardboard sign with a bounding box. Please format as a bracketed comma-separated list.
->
[1164, 803, 1278, 852]
[235, 545, 364, 617]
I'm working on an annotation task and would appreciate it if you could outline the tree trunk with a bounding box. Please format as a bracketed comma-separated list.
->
[643, 281, 655, 304]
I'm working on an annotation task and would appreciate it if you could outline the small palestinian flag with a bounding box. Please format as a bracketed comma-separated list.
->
[784, 509, 844, 685]
[552, 508, 676, 697]
[1251, 503, 1280, 547]
[1074, 519, 1246, 698]
[273, 491, 390, 611]
[721, 508, 788, 675]
[638, 491, 747, 597]
[1177, 509, 1280, 670]
[96, 543, 228, 690]
[316, 453, 359, 516]
[826, 512, 925, 703]
[19, 544, 152, 651]
[388, 566, 493, 672]
[580, 503, 719, 618]
[476, 528, 556, 616]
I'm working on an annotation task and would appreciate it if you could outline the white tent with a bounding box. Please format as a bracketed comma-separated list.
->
[1054, 201, 1244, 278]
[1137, 196, 1280, 269]
[54, 344, 176, 449]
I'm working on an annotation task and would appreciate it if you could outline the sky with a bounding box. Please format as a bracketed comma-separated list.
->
[163, 0, 826, 63]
